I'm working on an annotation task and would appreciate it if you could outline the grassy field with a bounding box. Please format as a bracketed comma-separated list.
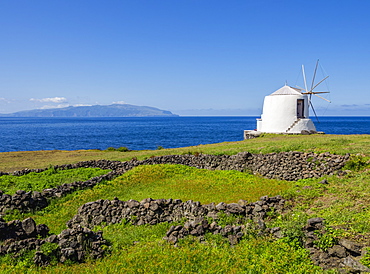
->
[0, 134, 368, 173]
[0, 134, 369, 273]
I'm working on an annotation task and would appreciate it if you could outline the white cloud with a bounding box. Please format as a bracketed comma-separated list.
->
[39, 104, 70, 109]
[112, 101, 126, 105]
[30, 97, 68, 103]
[73, 104, 92, 107]
[0, 98, 10, 103]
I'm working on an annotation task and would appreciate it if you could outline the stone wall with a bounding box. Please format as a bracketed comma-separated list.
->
[1, 196, 369, 272]
[0, 195, 284, 267]
[0, 152, 350, 214]
[66, 196, 369, 273]
[2, 151, 350, 181]
[248, 151, 349, 180]
[0, 217, 108, 266]
[66, 195, 286, 230]
[0, 190, 48, 214]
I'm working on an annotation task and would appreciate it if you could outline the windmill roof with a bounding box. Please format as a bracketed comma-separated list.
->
[270, 85, 302, 96]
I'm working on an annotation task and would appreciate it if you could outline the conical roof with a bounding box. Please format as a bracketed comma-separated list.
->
[270, 85, 302, 96]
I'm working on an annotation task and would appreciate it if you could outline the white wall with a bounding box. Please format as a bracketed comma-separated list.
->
[257, 94, 316, 133]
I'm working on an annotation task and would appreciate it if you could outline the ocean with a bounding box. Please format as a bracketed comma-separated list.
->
[0, 116, 369, 152]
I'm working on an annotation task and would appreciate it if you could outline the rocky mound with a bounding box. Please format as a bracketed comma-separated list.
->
[0, 217, 108, 266]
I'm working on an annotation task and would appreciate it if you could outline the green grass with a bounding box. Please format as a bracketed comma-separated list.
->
[0, 134, 369, 273]
[106, 164, 293, 204]
[0, 220, 324, 274]
[7, 164, 293, 234]
[0, 239, 324, 274]
[0, 167, 110, 195]
[268, 168, 370, 251]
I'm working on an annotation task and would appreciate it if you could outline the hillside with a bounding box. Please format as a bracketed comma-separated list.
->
[0, 104, 179, 117]
[0, 134, 369, 273]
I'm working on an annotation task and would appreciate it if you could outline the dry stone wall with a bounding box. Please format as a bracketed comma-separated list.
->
[66, 195, 286, 230]
[0, 152, 349, 214]
[2, 151, 350, 181]
[0, 195, 284, 267]
[249, 152, 349, 180]
[0, 217, 108, 266]
[0, 190, 48, 214]
[1, 196, 369, 272]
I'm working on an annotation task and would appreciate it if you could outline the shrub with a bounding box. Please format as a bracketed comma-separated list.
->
[313, 226, 339, 251]
[106, 147, 130, 152]
[117, 147, 129, 152]
[273, 212, 308, 248]
[344, 155, 370, 171]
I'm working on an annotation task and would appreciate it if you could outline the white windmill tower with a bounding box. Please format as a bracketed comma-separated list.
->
[244, 60, 330, 139]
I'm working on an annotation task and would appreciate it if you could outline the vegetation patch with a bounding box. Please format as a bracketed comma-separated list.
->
[0, 167, 109, 195]
[343, 154, 370, 171]
[109, 164, 293, 204]
[105, 147, 130, 152]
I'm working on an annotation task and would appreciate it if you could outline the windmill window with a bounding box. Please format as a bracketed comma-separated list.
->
[297, 99, 305, 118]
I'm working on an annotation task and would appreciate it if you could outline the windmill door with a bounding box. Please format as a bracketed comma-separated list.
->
[297, 99, 304, 118]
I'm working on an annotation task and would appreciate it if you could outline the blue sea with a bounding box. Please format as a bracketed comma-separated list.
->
[0, 117, 369, 152]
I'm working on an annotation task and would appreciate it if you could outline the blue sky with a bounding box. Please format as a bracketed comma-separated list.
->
[0, 0, 369, 116]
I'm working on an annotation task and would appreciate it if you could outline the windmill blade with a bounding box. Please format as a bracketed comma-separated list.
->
[310, 59, 319, 91]
[309, 100, 320, 123]
[302, 91, 329, 94]
[301, 91, 330, 94]
[310, 76, 329, 91]
[314, 93, 331, 103]
[302, 65, 309, 92]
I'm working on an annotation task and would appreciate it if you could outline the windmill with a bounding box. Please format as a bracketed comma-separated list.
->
[296, 60, 331, 122]
[250, 60, 331, 136]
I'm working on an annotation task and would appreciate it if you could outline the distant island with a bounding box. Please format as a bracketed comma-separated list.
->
[0, 104, 179, 117]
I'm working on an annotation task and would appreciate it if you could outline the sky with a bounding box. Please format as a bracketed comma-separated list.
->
[0, 0, 369, 116]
